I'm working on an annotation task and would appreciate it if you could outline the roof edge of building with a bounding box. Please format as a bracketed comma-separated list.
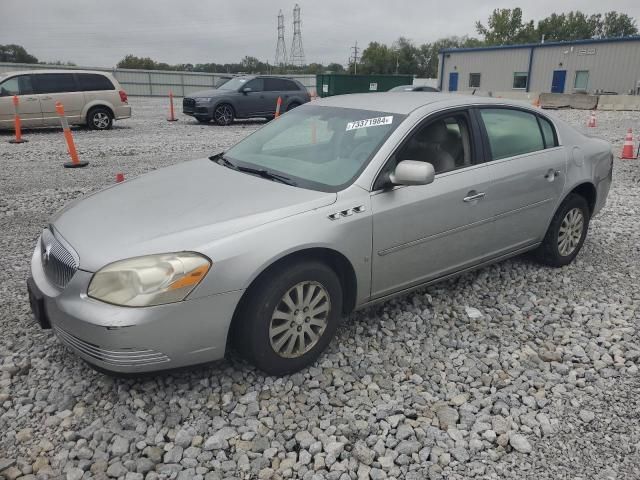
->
[440, 35, 640, 54]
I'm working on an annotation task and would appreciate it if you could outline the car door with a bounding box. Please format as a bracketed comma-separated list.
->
[33, 73, 85, 126]
[476, 107, 567, 251]
[370, 109, 496, 298]
[263, 78, 287, 114]
[234, 78, 269, 117]
[0, 74, 42, 128]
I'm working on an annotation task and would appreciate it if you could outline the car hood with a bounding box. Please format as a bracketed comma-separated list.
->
[188, 89, 231, 98]
[52, 158, 336, 272]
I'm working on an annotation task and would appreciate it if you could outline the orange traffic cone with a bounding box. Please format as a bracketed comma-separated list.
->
[620, 128, 637, 159]
[587, 111, 596, 128]
[532, 97, 541, 108]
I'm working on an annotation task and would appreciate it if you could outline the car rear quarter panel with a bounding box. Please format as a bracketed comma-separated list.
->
[188, 186, 373, 306]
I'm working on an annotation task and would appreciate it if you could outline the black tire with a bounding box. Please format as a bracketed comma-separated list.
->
[287, 102, 301, 112]
[87, 107, 113, 130]
[195, 116, 210, 124]
[234, 261, 343, 376]
[534, 193, 590, 267]
[265, 115, 275, 122]
[213, 103, 235, 126]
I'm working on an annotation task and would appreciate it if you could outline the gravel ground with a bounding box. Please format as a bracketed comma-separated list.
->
[0, 98, 639, 480]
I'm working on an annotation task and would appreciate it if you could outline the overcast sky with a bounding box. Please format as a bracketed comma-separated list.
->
[1, 0, 639, 67]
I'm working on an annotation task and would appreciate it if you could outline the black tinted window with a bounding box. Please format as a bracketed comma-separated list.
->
[0, 75, 33, 96]
[284, 80, 300, 91]
[480, 108, 544, 160]
[77, 73, 114, 91]
[244, 78, 264, 92]
[34, 73, 77, 94]
[264, 78, 288, 91]
[539, 116, 558, 148]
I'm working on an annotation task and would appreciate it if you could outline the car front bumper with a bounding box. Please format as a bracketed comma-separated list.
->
[28, 239, 243, 374]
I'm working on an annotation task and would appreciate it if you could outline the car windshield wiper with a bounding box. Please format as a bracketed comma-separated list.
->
[235, 165, 297, 186]
[211, 153, 296, 186]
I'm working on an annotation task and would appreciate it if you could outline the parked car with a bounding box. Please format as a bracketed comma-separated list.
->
[28, 93, 613, 375]
[0, 70, 130, 130]
[389, 84, 440, 92]
[183, 75, 310, 125]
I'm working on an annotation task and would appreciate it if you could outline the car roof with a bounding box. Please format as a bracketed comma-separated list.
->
[314, 92, 539, 115]
[2, 70, 113, 76]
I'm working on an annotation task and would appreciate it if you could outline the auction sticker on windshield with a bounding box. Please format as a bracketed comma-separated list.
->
[346, 116, 393, 131]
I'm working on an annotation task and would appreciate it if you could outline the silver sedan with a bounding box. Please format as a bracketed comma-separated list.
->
[28, 93, 613, 375]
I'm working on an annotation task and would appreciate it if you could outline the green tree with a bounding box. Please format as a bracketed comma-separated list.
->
[0, 44, 38, 63]
[360, 41, 395, 74]
[117, 54, 158, 70]
[476, 8, 537, 45]
[600, 11, 638, 37]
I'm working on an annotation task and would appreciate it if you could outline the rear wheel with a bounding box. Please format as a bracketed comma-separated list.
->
[87, 107, 113, 130]
[287, 102, 301, 112]
[233, 261, 343, 375]
[534, 193, 590, 267]
[213, 104, 234, 126]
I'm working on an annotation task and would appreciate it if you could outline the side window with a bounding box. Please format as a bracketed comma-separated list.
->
[265, 78, 287, 91]
[244, 78, 264, 92]
[77, 74, 115, 91]
[284, 80, 300, 91]
[33, 73, 77, 94]
[538, 116, 558, 148]
[480, 108, 544, 160]
[0, 76, 33, 96]
[0, 77, 19, 96]
[397, 114, 472, 174]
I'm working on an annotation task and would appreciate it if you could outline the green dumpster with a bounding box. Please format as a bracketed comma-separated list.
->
[316, 74, 413, 97]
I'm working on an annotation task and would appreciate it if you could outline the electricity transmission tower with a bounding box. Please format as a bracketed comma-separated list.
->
[289, 4, 306, 67]
[350, 41, 360, 74]
[274, 10, 287, 68]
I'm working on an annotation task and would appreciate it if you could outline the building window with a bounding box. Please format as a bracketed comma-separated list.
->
[513, 72, 528, 89]
[574, 71, 589, 91]
[469, 73, 481, 88]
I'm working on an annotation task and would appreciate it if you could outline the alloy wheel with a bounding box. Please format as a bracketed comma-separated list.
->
[558, 207, 584, 256]
[269, 281, 331, 358]
[92, 112, 110, 129]
[214, 105, 233, 125]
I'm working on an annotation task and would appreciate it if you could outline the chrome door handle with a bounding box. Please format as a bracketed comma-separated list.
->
[545, 169, 560, 181]
[41, 96, 53, 100]
[25, 97, 39, 101]
[463, 192, 485, 202]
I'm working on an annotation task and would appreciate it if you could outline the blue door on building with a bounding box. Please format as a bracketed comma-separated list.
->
[551, 70, 567, 93]
[449, 72, 458, 92]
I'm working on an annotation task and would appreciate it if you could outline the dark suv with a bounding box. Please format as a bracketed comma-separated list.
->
[183, 75, 310, 125]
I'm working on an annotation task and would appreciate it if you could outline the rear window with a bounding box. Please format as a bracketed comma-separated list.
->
[284, 80, 301, 91]
[77, 73, 114, 91]
[33, 73, 77, 94]
[539, 116, 558, 148]
[480, 108, 544, 160]
[265, 78, 289, 91]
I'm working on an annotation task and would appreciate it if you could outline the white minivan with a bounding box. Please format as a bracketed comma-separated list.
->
[0, 70, 131, 130]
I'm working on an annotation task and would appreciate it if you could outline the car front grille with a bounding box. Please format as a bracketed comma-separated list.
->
[183, 97, 195, 111]
[53, 325, 171, 367]
[41, 228, 78, 289]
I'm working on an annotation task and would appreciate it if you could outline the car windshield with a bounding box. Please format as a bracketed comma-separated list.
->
[222, 105, 405, 192]
[217, 77, 250, 91]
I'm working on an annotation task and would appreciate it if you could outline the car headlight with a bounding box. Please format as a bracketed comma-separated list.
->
[196, 97, 213, 103]
[88, 252, 211, 307]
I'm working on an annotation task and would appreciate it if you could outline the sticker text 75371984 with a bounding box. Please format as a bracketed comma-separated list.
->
[346, 116, 393, 131]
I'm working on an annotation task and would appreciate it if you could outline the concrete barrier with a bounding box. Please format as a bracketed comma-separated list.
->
[597, 95, 640, 111]
[539, 93, 599, 110]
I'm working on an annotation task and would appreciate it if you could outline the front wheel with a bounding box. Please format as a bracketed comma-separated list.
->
[213, 104, 234, 126]
[234, 261, 343, 375]
[287, 102, 301, 112]
[534, 193, 590, 267]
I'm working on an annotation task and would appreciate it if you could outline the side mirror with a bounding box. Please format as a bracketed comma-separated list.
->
[242, 87, 252, 94]
[389, 160, 435, 186]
